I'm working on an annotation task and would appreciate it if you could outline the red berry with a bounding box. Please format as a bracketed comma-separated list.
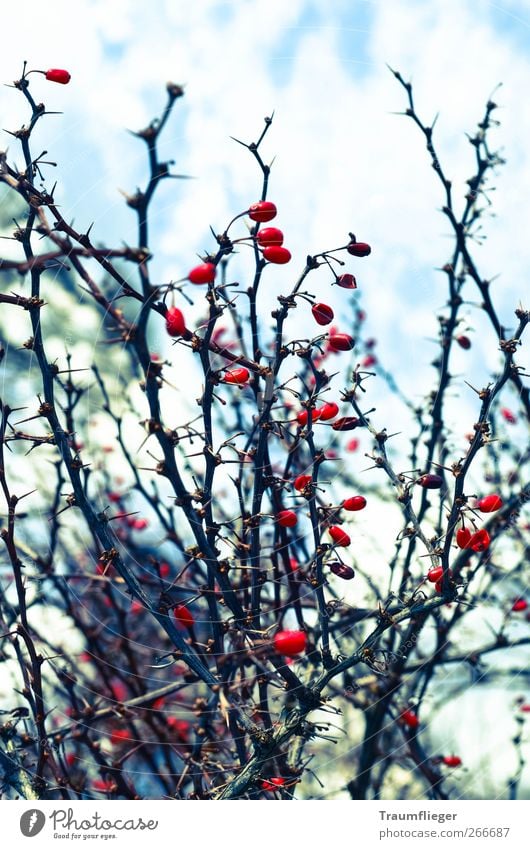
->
[456, 527, 472, 549]
[133, 518, 148, 531]
[442, 755, 462, 767]
[166, 717, 191, 740]
[347, 241, 371, 257]
[501, 407, 517, 424]
[328, 525, 351, 546]
[400, 709, 419, 729]
[262, 245, 291, 264]
[328, 333, 355, 352]
[223, 367, 250, 385]
[512, 599, 528, 612]
[165, 306, 186, 337]
[110, 728, 131, 746]
[343, 495, 366, 511]
[456, 335, 471, 349]
[296, 408, 321, 426]
[92, 779, 116, 793]
[311, 302, 334, 326]
[108, 492, 122, 503]
[273, 630, 307, 656]
[130, 600, 143, 614]
[174, 605, 194, 628]
[159, 562, 171, 578]
[520, 704, 530, 713]
[336, 273, 357, 289]
[249, 201, 277, 222]
[332, 416, 360, 431]
[468, 528, 490, 552]
[418, 473, 443, 489]
[188, 262, 216, 285]
[427, 567, 444, 583]
[329, 561, 355, 580]
[276, 510, 297, 528]
[257, 227, 283, 246]
[294, 474, 312, 492]
[346, 438, 360, 452]
[261, 777, 286, 791]
[476, 494, 503, 513]
[318, 402, 339, 421]
[45, 68, 71, 84]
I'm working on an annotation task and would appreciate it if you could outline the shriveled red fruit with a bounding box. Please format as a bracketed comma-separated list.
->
[188, 262, 216, 285]
[261, 777, 286, 791]
[263, 245, 291, 264]
[332, 416, 360, 431]
[400, 709, 419, 729]
[276, 510, 297, 528]
[165, 307, 186, 337]
[328, 525, 351, 546]
[45, 68, 71, 84]
[427, 567, 444, 583]
[296, 408, 321, 426]
[456, 527, 472, 549]
[223, 367, 250, 385]
[318, 401, 339, 421]
[476, 494, 503, 513]
[257, 227, 283, 246]
[336, 273, 357, 289]
[468, 528, 490, 552]
[329, 562, 355, 580]
[418, 473, 443, 489]
[174, 605, 194, 628]
[249, 201, 277, 222]
[343, 495, 366, 511]
[328, 333, 355, 352]
[273, 630, 307, 656]
[512, 598, 528, 612]
[442, 755, 462, 767]
[456, 335, 471, 349]
[347, 241, 371, 257]
[311, 302, 334, 325]
[294, 474, 312, 492]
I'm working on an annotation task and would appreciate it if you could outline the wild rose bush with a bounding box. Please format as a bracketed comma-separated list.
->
[0, 64, 529, 801]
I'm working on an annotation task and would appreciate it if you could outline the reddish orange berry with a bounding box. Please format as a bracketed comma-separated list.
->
[263, 245, 291, 264]
[328, 333, 355, 352]
[296, 408, 321, 426]
[249, 201, 277, 222]
[318, 402, 339, 421]
[261, 777, 286, 791]
[400, 709, 419, 729]
[273, 630, 307, 656]
[276, 510, 297, 528]
[223, 367, 250, 385]
[476, 494, 503, 513]
[174, 605, 194, 628]
[328, 525, 351, 546]
[312, 302, 334, 325]
[165, 307, 186, 337]
[342, 495, 366, 511]
[256, 227, 283, 246]
[45, 68, 71, 84]
[442, 755, 462, 767]
[468, 528, 490, 552]
[294, 474, 312, 492]
[512, 599, 528, 612]
[456, 527, 472, 549]
[188, 262, 216, 285]
[427, 567, 444, 583]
